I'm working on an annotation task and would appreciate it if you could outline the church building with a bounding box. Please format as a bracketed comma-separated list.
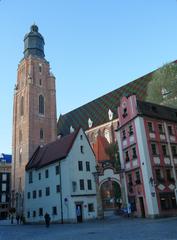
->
[12, 24, 57, 214]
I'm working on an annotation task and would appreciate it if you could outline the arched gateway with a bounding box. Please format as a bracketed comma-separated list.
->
[98, 168, 122, 211]
[100, 180, 121, 209]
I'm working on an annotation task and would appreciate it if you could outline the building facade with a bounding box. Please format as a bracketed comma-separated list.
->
[12, 24, 57, 214]
[117, 95, 177, 217]
[25, 128, 98, 223]
[0, 154, 12, 219]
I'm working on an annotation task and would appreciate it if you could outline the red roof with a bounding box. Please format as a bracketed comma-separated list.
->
[26, 129, 79, 170]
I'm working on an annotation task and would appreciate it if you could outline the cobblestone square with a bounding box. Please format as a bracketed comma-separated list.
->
[0, 216, 177, 240]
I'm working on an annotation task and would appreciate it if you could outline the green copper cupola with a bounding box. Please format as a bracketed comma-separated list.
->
[24, 24, 45, 58]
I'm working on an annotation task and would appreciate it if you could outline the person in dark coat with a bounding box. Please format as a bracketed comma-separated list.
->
[44, 213, 51, 227]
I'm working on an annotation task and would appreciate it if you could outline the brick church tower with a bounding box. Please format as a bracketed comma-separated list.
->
[12, 24, 57, 213]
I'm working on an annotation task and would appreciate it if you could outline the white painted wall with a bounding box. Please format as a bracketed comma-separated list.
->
[25, 128, 97, 223]
[135, 117, 159, 216]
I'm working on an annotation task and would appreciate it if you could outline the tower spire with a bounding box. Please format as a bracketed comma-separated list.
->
[24, 24, 45, 58]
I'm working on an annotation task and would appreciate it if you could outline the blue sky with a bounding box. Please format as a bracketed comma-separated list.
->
[1, 0, 177, 154]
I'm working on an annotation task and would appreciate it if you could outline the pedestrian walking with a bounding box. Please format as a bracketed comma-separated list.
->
[11, 215, 14, 224]
[16, 215, 20, 224]
[44, 213, 51, 227]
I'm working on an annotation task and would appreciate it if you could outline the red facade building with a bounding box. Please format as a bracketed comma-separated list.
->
[117, 95, 177, 217]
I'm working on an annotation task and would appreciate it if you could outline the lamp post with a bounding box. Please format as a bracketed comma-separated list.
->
[93, 165, 104, 219]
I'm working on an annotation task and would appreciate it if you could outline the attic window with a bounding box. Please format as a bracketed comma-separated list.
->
[122, 108, 128, 118]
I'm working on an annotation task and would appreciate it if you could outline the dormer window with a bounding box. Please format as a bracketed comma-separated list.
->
[122, 107, 128, 118]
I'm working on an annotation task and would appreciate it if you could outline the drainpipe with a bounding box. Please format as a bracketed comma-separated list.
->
[59, 161, 64, 223]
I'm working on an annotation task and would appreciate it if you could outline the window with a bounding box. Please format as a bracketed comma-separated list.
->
[158, 124, 164, 134]
[45, 169, 49, 178]
[39, 64, 42, 73]
[148, 122, 153, 133]
[104, 129, 110, 143]
[46, 187, 50, 196]
[160, 193, 177, 210]
[39, 208, 43, 216]
[38, 173, 41, 180]
[39, 79, 42, 85]
[88, 203, 94, 212]
[162, 145, 168, 156]
[29, 172, 33, 184]
[40, 128, 44, 140]
[79, 179, 84, 190]
[27, 211, 30, 218]
[19, 150, 22, 167]
[2, 174, 7, 181]
[19, 130, 22, 143]
[33, 211, 36, 218]
[33, 190, 36, 199]
[128, 174, 133, 186]
[122, 107, 128, 118]
[80, 135, 83, 140]
[80, 146, 84, 153]
[39, 95, 44, 114]
[87, 180, 92, 190]
[155, 169, 164, 182]
[168, 126, 173, 135]
[135, 171, 141, 184]
[56, 185, 60, 193]
[125, 151, 129, 162]
[172, 146, 177, 156]
[38, 190, 42, 197]
[132, 147, 137, 159]
[166, 169, 174, 182]
[86, 162, 90, 171]
[78, 161, 83, 171]
[122, 130, 126, 140]
[129, 125, 133, 136]
[52, 206, 57, 215]
[72, 181, 77, 192]
[151, 143, 157, 155]
[20, 96, 24, 116]
[27, 192, 30, 199]
[56, 165, 59, 175]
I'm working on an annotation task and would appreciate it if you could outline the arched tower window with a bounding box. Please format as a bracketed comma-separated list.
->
[20, 96, 24, 116]
[19, 130, 22, 143]
[39, 95, 44, 114]
[40, 128, 44, 140]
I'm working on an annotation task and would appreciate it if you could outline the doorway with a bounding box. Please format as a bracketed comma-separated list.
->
[139, 197, 145, 218]
[76, 203, 83, 223]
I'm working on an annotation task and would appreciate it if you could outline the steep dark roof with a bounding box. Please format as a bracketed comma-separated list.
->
[26, 129, 79, 170]
[137, 100, 177, 122]
[58, 72, 152, 135]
